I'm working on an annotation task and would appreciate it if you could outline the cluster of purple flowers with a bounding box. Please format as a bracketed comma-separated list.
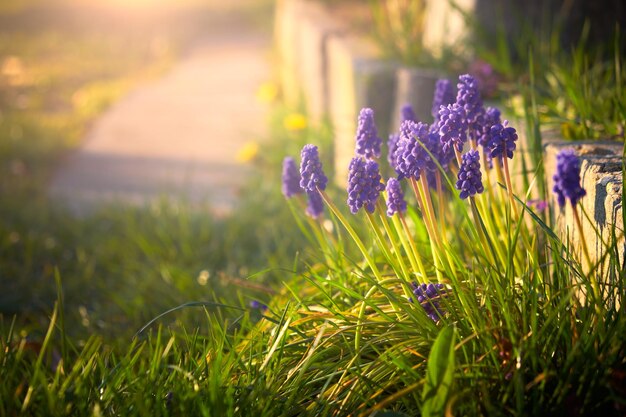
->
[298, 144, 329, 218]
[385, 177, 407, 216]
[394, 121, 434, 180]
[488, 121, 518, 160]
[456, 74, 485, 142]
[456, 149, 484, 199]
[387, 104, 418, 167]
[438, 103, 468, 155]
[299, 144, 328, 193]
[306, 189, 325, 218]
[283, 72, 586, 230]
[355, 108, 382, 160]
[411, 282, 447, 321]
[479, 107, 502, 147]
[431, 79, 455, 121]
[347, 157, 385, 214]
[553, 149, 586, 207]
[281, 157, 303, 198]
[281, 144, 329, 219]
[277, 70, 590, 329]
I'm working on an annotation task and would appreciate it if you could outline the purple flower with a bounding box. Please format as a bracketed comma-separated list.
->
[388, 105, 419, 167]
[527, 199, 548, 212]
[400, 103, 417, 124]
[456, 149, 484, 199]
[456, 74, 485, 141]
[478, 106, 502, 147]
[355, 108, 382, 160]
[432, 79, 455, 120]
[385, 177, 407, 216]
[468, 59, 499, 97]
[438, 103, 468, 155]
[411, 282, 447, 321]
[347, 157, 385, 214]
[249, 300, 268, 311]
[299, 144, 328, 193]
[306, 190, 325, 218]
[282, 157, 303, 198]
[488, 121, 518, 160]
[387, 133, 400, 167]
[553, 149, 586, 207]
[394, 121, 434, 180]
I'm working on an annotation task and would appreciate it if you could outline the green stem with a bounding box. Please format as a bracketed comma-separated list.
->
[376, 203, 414, 299]
[410, 177, 439, 248]
[365, 210, 394, 267]
[469, 197, 497, 265]
[502, 155, 520, 220]
[397, 214, 429, 282]
[420, 171, 441, 246]
[409, 178, 443, 281]
[318, 190, 383, 283]
[435, 171, 446, 238]
[454, 147, 463, 168]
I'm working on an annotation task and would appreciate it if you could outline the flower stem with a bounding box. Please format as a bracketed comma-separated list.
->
[454, 147, 463, 168]
[435, 171, 446, 236]
[409, 177, 443, 281]
[376, 206, 414, 300]
[420, 171, 441, 245]
[502, 155, 520, 219]
[318, 190, 384, 283]
[410, 177, 439, 248]
[365, 210, 394, 265]
[396, 214, 428, 283]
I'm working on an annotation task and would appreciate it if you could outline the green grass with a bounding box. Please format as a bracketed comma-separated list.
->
[0, 104, 333, 414]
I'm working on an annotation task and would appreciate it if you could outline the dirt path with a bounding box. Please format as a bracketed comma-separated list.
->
[50, 27, 270, 214]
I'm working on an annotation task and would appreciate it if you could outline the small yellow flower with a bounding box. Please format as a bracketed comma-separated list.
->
[236, 141, 259, 163]
[508, 94, 525, 117]
[283, 113, 307, 131]
[256, 82, 278, 103]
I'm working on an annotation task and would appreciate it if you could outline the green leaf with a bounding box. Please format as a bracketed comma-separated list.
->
[422, 326, 456, 417]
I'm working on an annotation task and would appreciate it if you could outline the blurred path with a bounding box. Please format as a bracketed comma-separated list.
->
[50, 26, 270, 214]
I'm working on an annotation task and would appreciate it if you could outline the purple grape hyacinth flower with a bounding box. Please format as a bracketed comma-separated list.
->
[456, 149, 484, 199]
[456, 74, 485, 141]
[411, 282, 447, 321]
[388, 104, 419, 166]
[299, 144, 328, 193]
[387, 133, 400, 167]
[478, 106, 502, 147]
[306, 190, 325, 218]
[385, 177, 407, 217]
[432, 79, 455, 120]
[438, 103, 468, 155]
[401, 103, 417, 123]
[347, 157, 385, 214]
[394, 121, 436, 180]
[355, 108, 382, 160]
[553, 149, 586, 207]
[488, 121, 518, 160]
[282, 156, 303, 198]
[249, 300, 268, 311]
